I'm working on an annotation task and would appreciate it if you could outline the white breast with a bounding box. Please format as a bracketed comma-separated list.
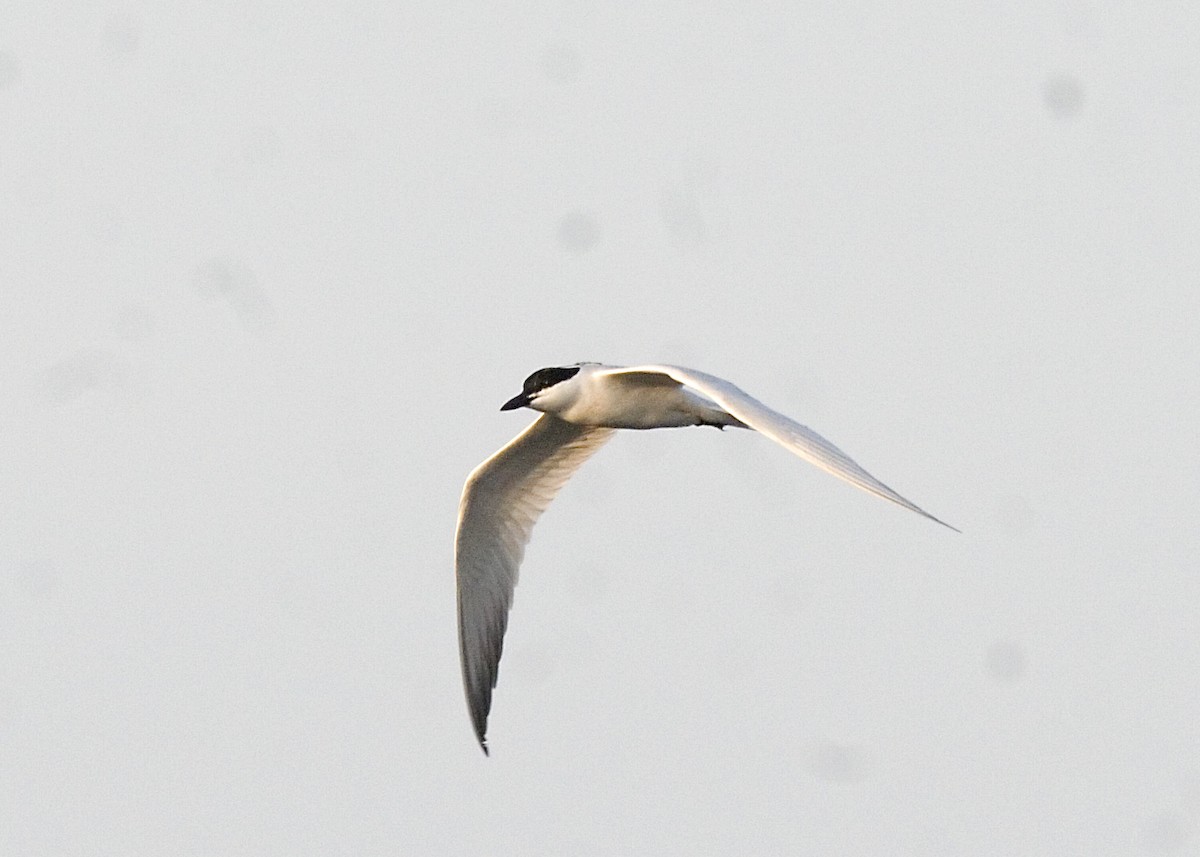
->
[555, 368, 735, 429]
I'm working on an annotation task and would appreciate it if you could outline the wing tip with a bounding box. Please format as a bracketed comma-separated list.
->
[470, 714, 492, 756]
[921, 504, 960, 530]
[467, 689, 493, 756]
[923, 510, 962, 534]
[468, 701, 493, 756]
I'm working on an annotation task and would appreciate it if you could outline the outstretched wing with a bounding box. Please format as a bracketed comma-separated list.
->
[598, 364, 957, 531]
[455, 414, 615, 754]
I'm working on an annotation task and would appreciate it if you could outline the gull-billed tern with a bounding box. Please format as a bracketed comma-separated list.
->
[456, 362, 956, 754]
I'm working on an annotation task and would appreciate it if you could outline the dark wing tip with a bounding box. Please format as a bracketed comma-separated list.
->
[464, 671, 495, 756]
[470, 702, 491, 756]
[459, 588, 505, 756]
[925, 511, 962, 533]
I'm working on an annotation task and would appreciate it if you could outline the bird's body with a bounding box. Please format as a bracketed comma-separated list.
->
[456, 363, 955, 754]
[510, 363, 745, 429]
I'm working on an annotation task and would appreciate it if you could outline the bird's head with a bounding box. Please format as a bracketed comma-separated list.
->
[501, 365, 583, 413]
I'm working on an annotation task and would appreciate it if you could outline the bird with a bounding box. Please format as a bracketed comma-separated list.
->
[455, 362, 956, 754]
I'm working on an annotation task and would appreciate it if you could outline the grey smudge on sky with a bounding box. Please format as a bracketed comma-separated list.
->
[44, 348, 118, 403]
[0, 51, 19, 89]
[660, 184, 709, 246]
[242, 126, 283, 166]
[540, 44, 582, 83]
[102, 14, 141, 59]
[6, 560, 61, 599]
[112, 303, 154, 343]
[1043, 73, 1085, 119]
[557, 211, 600, 255]
[808, 742, 870, 784]
[660, 168, 727, 247]
[984, 640, 1027, 682]
[192, 257, 277, 330]
[1141, 812, 1188, 853]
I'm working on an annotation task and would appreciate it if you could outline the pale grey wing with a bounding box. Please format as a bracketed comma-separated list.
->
[599, 364, 958, 531]
[455, 414, 615, 754]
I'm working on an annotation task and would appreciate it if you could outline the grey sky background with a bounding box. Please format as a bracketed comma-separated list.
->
[3, 3, 1199, 855]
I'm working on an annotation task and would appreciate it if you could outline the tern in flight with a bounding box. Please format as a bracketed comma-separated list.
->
[455, 363, 956, 753]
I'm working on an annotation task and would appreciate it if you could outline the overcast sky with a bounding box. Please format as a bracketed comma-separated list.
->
[4, 3, 1199, 855]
